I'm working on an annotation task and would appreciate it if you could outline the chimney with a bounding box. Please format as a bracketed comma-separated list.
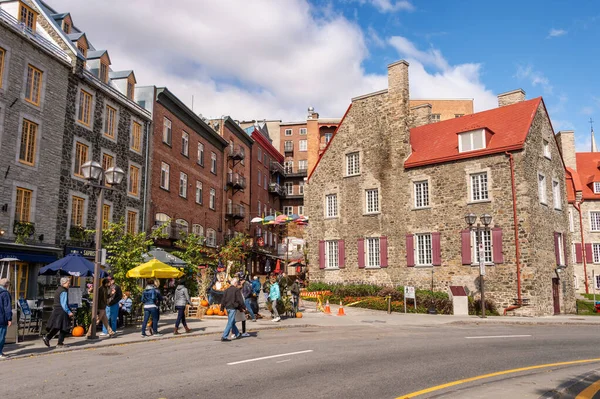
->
[388, 60, 409, 101]
[387, 60, 411, 161]
[497, 89, 526, 107]
[555, 130, 577, 170]
[307, 106, 319, 120]
[409, 103, 432, 128]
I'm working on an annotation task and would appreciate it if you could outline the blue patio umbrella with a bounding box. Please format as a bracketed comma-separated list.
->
[38, 253, 106, 277]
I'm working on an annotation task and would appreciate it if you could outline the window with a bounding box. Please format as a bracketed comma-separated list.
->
[416, 233, 432, 266]
[210, 152, 217, 174]
[591, 212, 600, 231]
[19, 119, 38, 166]
[74, 141, 89, 177]
[459, 129, 485, 152]
[284, 141, 293, 152]
[594, 182, 600, 194]
[264, 175, 267, 190]
[163, 118, 172, 145]
[258, 171, 262, 186]
[104, 105, 117, 139]
[206, 229, 216, 247]
[431, 114, 441, 122]
[101, 153, 114, 173]
[299, 160, 308, 171]
[100, 62, 108, 83]
[414, 180, 429, 208]
[131, 121, 142, 152]
[15, 187, 32, 222]
[179, 172, 188, 198]
[78, 89, 93, 126]
[160, 162, 170, 190]
[126, 211, 138, 234]
[543, 139, 551, 159]
[197, 143, 204, 166]
[175, 219, 188, 238]
[102, 204, 111, 230]
[62, 21, 70, 34]
[19, 2, 36, 31]
[552, 180, 562, 209]
[284, 182, 293, 195]
[154, 213, 171, 236]
[192, 224, 203, 236]
[538, 173, 547, 204]
[473, 230, 492, 264]
[366, 188, 379, 213]
[257, 201, 261, 216]
[258, 148, 262, 162]
[470, 172, 488, 202]
[25, 65, 42, 105]
[593, 243, 600, 264]
[569, 210, 574, 232]
[455, 114, 464, 118]
[346, 152, 360, 176]
[264, 154, 268, 165]
[128, 165, 140, 196]
[181, 131, 189, 156]
[299, 140, 307, 151]
[0, 47, 5, 89]
[195, 181, 203, 204]
[298, 127, 307, 135]
[325, 133, 333, 144]
[77, 44, 87, 58]
[284, 206, 293, 216]
[326, 194, 338, 218]
[285, 129, 292, 136]
[557, 232, 565, 266]
[209, 188, 216, 210]
[299, 181, 304, 195]
[325, 241, 339, 269]
[298, 206, 304, 215]
[366, 237, 380, 268]
[71, 196, 85, 227]
[284, 160, 293, 174]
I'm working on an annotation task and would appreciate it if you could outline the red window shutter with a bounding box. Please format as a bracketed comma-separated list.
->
[585, 243, 593, 263]
[319, 240, 325, 269]
[358, 238, 365, 268]
[432, 232, 441, 266]
[575, 243, 583, 263]
[461, 229, 471, 265]
[380, 236, 388, 268]
[554, 232, 560, 265]
[492, 227, 504, 264]
[338, 240, 345, 268]
[563, 234, 568, 265]
[406, 234, 414, 267]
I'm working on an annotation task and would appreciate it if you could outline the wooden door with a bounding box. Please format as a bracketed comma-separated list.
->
[552, 278, 560, 315]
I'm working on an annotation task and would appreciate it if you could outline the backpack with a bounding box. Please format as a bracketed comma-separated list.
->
[262, 281, 270, 294]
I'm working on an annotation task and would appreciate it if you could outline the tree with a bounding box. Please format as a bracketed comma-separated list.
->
[218, 234, 251, 276]
[173, 233, 214, 296]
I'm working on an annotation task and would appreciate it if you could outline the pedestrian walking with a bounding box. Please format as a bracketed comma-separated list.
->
[117, 291, 132, 329]
[220, 277, 245, 342]
[262, 275, 271, 304]
[241, 275, 256, 322]
[269, 275, 281, 322]
[43, 277, 75, 348]
[173, 279, 192, 335]
[251, 276, 261, 314]
[105, 276, 122, 333]
[87, 278, 115, 338]
[141, 280, 162, 337]
[291, 279, 301, 312]
[0, 278, 12, 359]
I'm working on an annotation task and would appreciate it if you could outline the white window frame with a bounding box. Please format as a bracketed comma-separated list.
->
[182, 131, 189, 157]
[195, 181, 203, 204]
[163, 117, 172, 145]
[210, 152, 217, 174]
[179, 172, 188, 198]
[264, 175, 267, 190]
[593, 243, 600, 264]
[590, 211, 600, 232]
[552, 179, 562, 210]
[472, 230, 493, 265]
[298, 206, 304, 215]
[346, 152, 360, 176]
[284, 160, 293, 173]
[197, 142, 204, 166]
[365, 188, 379, 214]
[431, 114, 441, 122]
[299, 181, 304, 195]
[299, 128, 307, 135]
[538, 173, 547, 204]
[299, 140, 307, 151]
[325, 240, 339, 269]
[257, 148, 262, 162]
[365, 237, 380, 268]
[284, 128, 292, 136]
[458, 129, 486, 153]
[160, 162, 170, 190]
[284, 206, 293, 216]
[284, 182, 293, 195]
[206, 228, 216, 247]
[594, 182, 600, 194]
[470, 172, 489, 202]
[192, 224, 203, 236]
[258, 170, 262, 186]
[325, 133, 332, 144]
[557, 232, 565, 266]
[415, 233, 432, 266]
[414, 180, 429, 208]
[543, 139, 551, 159]
[298, 159, 308, 171]
[325, 194, 338, 218]
[209, 188, 216, 210]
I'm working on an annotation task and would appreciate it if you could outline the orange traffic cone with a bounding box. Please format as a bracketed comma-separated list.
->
[324, 300, 332, 314]
[337, 301, 346, 316]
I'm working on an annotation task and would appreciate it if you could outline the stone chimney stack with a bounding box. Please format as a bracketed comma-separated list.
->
[409, 103, 432, 128]
[497, 89, 526, 107]
[388, 60, 409, 104]
[555, 130, 577, 170]
[387, 60, 411, 159]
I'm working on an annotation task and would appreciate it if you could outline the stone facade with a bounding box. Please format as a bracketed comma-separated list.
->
[305, 60, 575, 316]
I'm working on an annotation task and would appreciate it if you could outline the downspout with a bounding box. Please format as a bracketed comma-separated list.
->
[142, 119, 152, 232]
[573, 199, 589, 293]
[503, 151, 523, 315]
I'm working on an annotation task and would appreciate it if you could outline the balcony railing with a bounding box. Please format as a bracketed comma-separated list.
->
[228, 145, 245, 161]
[227, 173, 247, 190]
[286, 167, 308, 177]
[270, 161, 286, 175]
[225, 203, 245, 219]
[268, 183, 286, 197]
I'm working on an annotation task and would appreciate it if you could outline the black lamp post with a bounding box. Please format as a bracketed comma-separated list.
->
[465, 213, 492, 318]
[428, 268, 437, 314]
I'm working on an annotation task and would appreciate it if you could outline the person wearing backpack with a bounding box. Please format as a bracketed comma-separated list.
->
[141, 281, 163, 337]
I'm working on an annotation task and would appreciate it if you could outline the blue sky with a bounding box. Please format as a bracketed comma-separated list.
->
[51, 0, 598, 150]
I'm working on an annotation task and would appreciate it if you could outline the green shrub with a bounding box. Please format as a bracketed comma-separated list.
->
[468, 297, 499, 316]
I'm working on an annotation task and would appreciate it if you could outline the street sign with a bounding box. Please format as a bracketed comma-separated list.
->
[405, 286, 415, 299]
[479, 243, 486, 276]
[101, 248, 107, 265]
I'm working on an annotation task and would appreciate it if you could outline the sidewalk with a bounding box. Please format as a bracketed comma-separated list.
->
[3, 301, 599, 360]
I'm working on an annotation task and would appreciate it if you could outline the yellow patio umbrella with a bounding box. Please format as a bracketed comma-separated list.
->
[126, 259, 184, 279]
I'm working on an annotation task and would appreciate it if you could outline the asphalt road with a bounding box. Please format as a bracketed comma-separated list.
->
[2, 323, 600, 399]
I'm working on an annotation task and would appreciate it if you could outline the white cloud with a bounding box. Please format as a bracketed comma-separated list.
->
[581, 106, 595, 115]
[547, 28, 567, 38]
[46, 0, 387, 120]
[388, 36, 497, 111]
[369, 0, 414, 13]
[515, 65, 553, 94]
[367, 26, 386, 48]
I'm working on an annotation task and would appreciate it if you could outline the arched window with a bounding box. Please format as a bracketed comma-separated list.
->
[154, 213, 171, 237]
[192, 224, 203, 237]
[175, 218, 188, 239]
[206, 228, 216, 247]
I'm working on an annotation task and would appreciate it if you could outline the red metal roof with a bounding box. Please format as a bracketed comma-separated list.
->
[405, 98, 542, 168]
[572, 153, 600, 200]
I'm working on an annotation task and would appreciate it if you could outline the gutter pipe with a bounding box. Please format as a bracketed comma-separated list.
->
[503, 151, 523, 315]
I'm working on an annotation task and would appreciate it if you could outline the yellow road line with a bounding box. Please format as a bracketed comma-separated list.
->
[397, 358, 600, 399]
[576, 378, 600, 399]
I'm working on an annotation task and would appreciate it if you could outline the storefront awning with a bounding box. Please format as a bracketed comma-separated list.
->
[0, 251, 58, 263]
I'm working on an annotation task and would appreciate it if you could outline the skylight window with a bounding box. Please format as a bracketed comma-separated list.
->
[458, 129, 486, 153]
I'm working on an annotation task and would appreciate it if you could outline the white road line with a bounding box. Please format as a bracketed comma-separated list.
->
[227, 350, 314, 365]
[465, 335, 532, 339]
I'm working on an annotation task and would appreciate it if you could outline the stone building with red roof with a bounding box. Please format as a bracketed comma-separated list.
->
[305, 60, 575, 316]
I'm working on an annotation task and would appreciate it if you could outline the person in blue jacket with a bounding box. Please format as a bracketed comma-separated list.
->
[268, 275, 281, 322]
[0, 278, 12, 359]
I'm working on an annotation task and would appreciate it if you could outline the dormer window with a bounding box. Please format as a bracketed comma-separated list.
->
[100, 62, 108, 83]
[594, 182, 600, 194]
[19, 2, 37, 32]
[63, 21, 71, 34]
[458, 129, 486, 153]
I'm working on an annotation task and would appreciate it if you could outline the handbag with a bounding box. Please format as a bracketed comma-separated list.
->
[234, 310, 246, 323]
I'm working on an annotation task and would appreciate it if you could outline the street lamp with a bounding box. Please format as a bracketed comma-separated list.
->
[82, 161, 125, 339]
[465, 213, 492, 318]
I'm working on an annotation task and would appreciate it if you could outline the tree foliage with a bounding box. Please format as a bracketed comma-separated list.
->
[219, 234, 251, 276]
[173, 233, 214, 296]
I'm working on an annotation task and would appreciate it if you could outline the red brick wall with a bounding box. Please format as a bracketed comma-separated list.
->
[223, 124, 251, 236]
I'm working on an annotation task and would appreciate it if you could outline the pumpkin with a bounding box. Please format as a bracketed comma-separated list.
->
[206, 309, 214, 316]
[201, 299, 209, 307]
[72, 326, 85, 337]
[296, 312, 303, 318]
[219, 311, 225, 316]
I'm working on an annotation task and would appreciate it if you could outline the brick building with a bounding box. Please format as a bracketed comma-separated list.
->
[305, 60, 575, 316]
[136, 86, 228, 250]
[408, 99, 473, 122]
